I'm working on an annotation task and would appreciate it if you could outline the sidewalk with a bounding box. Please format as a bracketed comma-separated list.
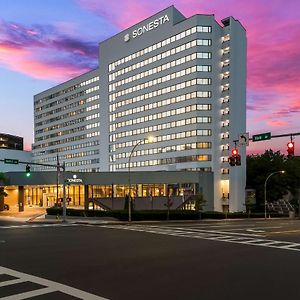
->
[0, 206, 138, 225]
[0, 206, 46, 222]
[1, 207, 297, 225]
[42, 214, 123, 225]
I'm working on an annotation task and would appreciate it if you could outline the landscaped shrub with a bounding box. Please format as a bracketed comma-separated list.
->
[46, 207, 288, 221]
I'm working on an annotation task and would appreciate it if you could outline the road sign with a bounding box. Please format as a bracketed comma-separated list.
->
[238, 133, 249, 146]
[4, 158, 19, 164]
[252, 132, 271, 142]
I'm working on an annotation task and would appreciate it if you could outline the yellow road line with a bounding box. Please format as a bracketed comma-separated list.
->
[267, 229, 300, 235]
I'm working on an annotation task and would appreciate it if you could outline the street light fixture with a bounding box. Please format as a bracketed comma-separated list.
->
[128, 136, 154, 222]
[264, 170, 285, 219]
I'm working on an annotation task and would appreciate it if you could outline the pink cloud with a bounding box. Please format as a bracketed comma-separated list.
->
[267, 120, 289, 127]
[24, 143, 32, 151]
[0, 42, 92, 81]
[0, 20, 98, 81]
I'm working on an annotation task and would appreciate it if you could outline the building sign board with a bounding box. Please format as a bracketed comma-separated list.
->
[66, 174, 83, 184]
[124, 14, 170, 41]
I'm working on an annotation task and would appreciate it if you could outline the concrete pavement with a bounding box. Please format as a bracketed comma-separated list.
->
[0, 206, 46, 223]
[0, 206, 122, 225]
[1, 205, 298, 226]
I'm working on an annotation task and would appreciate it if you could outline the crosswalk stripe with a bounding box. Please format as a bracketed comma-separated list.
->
[2, 287, 55, 300]
[0, 266, 108, 299]
[0, 278, 25, 287]
[101, 224, 300, 252]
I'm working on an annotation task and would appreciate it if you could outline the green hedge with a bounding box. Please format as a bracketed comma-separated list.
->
[46, 208, 199, 220]
[46, 207, 287, 221]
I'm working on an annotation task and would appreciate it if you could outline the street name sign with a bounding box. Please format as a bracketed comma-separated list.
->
[4, 158, 19, 164]
[252, 132, 271, 142]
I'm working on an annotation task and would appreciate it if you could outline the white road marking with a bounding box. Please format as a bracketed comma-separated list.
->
[0, 266, 108, 299]
[0, 278, 25, 287]
[0, 224, 78, 230]
[102, 224, 300, 252]
[163, 226, 264, 237]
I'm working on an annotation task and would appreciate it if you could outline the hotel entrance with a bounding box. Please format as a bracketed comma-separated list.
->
[2, 170, 214, 212]
[3, 185, 86, 209]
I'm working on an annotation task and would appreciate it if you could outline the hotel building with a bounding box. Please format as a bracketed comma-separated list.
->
[33, 69, 101, 172]
[32, 6, 246, 212]
[0, 133, 32, 172]
[0, 133, 23, 150]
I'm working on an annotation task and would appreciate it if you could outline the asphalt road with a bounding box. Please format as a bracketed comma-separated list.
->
[1, 219, 300, 299]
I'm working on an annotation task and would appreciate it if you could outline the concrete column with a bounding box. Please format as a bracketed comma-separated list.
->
[138, 184, 143, 197]
[163, 184, 168, 196]
[18, 186, 24, 212]
[84, 185, 89, 210]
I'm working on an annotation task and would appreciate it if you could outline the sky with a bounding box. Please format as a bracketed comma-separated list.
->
[0, 0, 299, 154]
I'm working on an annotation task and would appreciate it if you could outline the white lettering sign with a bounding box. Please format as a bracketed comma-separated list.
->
[132, 15, 170, 39]
[67, 178, 83, 183]
[66, 175, 83, 184]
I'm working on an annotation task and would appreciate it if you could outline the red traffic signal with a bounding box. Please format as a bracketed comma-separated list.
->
[231, 148, 239, 157]
[229, 148, 241, 167]
[287, 142, 294, 157]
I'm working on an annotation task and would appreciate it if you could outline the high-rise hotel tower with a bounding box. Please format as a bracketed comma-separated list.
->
[33, 6, 246, 212]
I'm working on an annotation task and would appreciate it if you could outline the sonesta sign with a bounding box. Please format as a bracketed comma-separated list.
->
[126, 14, 170, 41]
[66, 174, 83, 184]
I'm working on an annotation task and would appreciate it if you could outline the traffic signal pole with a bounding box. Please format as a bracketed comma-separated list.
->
[61, 162, 66, 222]
[233, 132, 300, 143]
[232, 131, 299, 217]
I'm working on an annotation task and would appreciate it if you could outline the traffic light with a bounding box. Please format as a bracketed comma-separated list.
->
[229, 148, 241, 166]
[235, 154, 241, 166]
[229, 156, 236, 166]
[26, 164, 31, 177]
[231, 148, 239, 157]
[287, 142, 294, 158]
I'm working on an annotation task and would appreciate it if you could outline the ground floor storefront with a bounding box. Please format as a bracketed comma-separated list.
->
[2, 170, 214, 212]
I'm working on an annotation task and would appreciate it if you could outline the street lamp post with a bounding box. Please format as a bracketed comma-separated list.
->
[62, 162, 67, 222]
[128, 137, 154, 222]
[264, 170, 285, 219]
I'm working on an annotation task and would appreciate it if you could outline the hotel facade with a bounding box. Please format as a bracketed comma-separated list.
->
[31, 6, 246, 212]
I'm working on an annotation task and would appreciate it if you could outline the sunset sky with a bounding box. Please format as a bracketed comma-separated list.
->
[1, 0, 299, 154]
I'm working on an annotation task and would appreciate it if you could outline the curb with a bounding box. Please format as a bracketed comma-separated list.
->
[26, 215, 300, 226]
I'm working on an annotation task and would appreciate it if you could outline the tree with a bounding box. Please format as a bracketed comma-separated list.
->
[244, 191, 256, 217]
[124, 194, 133, 212]
[0, 173, 8, 211]
[246, 150, 300, 210]
[194, 193, 207, 212]
[164, 196, 173, 220]
[193, 193, 206, 219]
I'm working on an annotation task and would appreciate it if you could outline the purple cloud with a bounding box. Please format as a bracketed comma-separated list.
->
[0, 19, 98, 81]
